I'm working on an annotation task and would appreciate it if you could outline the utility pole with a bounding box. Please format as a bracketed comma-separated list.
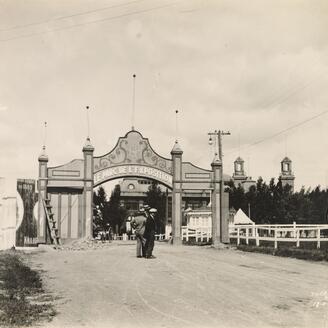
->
[208, 130, 231, 243]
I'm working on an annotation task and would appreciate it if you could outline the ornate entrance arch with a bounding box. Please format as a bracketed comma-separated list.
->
[93, 131, 173, 188]
[37, 130, 229, 245]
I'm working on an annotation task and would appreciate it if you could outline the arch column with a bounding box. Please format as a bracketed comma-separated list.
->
[82, 138, 94, 238]
[171, 141, 183, 245]
[211, 155, 222, 247]
[37, 147, 48, 243]
[211, 155, 230, 246]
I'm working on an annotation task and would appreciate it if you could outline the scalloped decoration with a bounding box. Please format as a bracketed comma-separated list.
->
[93, 131, 172, 174]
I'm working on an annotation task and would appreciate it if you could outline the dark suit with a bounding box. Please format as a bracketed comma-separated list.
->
[144, 214, 156, 258]
[131, 214, 146, 257]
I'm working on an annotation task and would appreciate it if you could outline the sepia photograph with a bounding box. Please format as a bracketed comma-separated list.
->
[0, 1, 328, 327]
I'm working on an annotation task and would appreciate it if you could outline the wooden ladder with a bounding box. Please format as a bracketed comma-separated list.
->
[42, 198, 61, 248]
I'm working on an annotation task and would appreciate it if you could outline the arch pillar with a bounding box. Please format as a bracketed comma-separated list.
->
[211, 155, 230, 247]
[37, 147, 48, 243]
[171, 141, 183, 245]
[211, 155, 222, 247]
[82, 138, 94, 238]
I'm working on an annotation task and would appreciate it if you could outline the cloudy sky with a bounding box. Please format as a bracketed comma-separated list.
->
[0, 0, 328, 194]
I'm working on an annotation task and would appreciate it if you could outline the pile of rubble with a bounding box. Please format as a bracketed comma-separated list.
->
[59, 237, 113, 251]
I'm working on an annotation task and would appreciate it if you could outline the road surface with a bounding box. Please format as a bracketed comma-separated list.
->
[29, 242, 328, 328]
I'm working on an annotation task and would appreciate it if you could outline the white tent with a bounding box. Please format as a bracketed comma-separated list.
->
[233, 209, 254, 225]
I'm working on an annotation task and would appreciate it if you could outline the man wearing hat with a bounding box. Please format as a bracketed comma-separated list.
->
[130, 207, 147, 258]
[144, 208, 157, 259]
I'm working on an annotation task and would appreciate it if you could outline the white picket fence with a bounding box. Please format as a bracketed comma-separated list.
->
[181, 223, 328, 248]
[229, 223, 328, 249]
[181, 226, 211, 242]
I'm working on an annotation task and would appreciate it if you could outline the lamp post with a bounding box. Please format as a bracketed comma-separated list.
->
[208, 130, 230, 244]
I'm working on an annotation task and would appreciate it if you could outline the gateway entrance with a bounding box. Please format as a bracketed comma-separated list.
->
[37, 130, 229, 245]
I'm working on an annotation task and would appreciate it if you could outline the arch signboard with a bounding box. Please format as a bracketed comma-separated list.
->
[93, 131, 173, 188]
[94, 165, 172, 188]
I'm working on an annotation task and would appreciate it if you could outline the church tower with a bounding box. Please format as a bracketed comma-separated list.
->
[280, 157, 295, 191]
[232, 157, 247, 185]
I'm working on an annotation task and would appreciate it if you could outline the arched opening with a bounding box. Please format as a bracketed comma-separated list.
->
[92, 175, 173, 241]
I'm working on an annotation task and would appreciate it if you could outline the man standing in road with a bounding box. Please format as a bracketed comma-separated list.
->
[130, 208, 147, 258]
[144, 208, 157, 259]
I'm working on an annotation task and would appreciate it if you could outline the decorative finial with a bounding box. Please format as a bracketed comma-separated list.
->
[39, 121, 49, 161]
[86, 106, 90, 140]
[175, 109, 179, 142]
[43, 121, 47, 150]
[131, 74, 136, 130]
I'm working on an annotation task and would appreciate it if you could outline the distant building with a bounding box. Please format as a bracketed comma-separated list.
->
[231, 157, 256, 191]
[184, 206, 211, 229]
[280, 157, 295, 191]
[231, 156, 295, 192]
[232, 157, 247, 183]
[119, 178, 158, 211]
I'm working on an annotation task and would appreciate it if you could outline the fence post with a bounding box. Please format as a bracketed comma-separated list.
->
[255, 227, 259, 246]
[186, 228, 189, 242]
[246, 227, 249, 245]
[317, 227, 320, 249]
[296, 228, 300, 247]
[293, 221, 296, 238]
[237, 227, 240, 246]
[274, 228, 277, 249]
[200, 227, 203, 242]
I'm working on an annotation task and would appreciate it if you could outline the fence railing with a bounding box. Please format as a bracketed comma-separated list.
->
[181, 226, 211, 242]
[229, 223, 328, 249]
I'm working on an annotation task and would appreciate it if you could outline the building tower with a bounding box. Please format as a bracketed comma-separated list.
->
[280, 157, 295, 191]
[232, 157, 247, 185]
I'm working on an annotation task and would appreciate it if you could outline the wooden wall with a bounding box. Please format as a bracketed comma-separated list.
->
[49, 191, 84, 240]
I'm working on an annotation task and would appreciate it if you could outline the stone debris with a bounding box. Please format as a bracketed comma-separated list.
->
[59, 237, 114, 251]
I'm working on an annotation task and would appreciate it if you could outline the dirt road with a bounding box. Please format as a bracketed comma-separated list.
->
[29, 242, 328, 328]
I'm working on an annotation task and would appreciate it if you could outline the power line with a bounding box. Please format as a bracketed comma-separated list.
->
[256, 71, 324, 112]
[0, 1, 181, 43]
[227, 108, 328, 154]
[254, 63, 323, 112]
[226, 64, 327, 155]
[0, 0, 146, 32]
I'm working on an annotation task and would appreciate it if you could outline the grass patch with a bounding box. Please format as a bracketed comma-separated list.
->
[237, 244, 328, 261]
[0, 250, 56, 327]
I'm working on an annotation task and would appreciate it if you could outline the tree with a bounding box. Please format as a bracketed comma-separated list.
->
[253, 177, 272, 224]
[108, 184, 126, 234]
[228, 181, 247, 213]
[145, 181, 166, 234]
[228, 176, 328, 225]
[93, 186, 110, 233]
